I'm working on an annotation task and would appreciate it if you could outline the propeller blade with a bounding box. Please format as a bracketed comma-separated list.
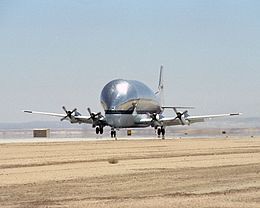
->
[87, 108, 92, 115]
[182, 110, 188, 115]
[71, 108, 77, 114]
[62, 106, 68, 113]
[60, 116, 68, 121]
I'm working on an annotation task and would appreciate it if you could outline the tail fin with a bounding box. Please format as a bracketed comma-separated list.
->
[156, 65, 164, 106]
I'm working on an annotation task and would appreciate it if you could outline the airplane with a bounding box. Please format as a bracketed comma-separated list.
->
[23, 66, 240, 139]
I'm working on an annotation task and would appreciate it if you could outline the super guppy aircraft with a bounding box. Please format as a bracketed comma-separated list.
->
[24, 66, 240, 138]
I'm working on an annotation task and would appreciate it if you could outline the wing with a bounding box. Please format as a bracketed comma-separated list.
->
[23, 110, 66, 118]
[186, 113, 241, 124]
[163, 113, 241, 126]
[138, 115, 184, 126]
[23, 110, 93, 124]
[138, 113, 241, 127]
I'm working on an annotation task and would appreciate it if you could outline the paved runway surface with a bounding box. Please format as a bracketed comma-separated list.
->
[0, 137, 260, 207]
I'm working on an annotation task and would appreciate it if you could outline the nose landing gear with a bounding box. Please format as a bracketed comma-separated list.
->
[111, 129, 117, 140]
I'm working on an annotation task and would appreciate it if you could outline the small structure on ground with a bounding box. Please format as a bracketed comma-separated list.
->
[33, 129, 50, 138]
[127, 130, 132, 136]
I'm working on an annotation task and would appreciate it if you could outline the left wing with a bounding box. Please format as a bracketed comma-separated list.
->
[186, 113, 240, 123]
[138, 112, 241, 127]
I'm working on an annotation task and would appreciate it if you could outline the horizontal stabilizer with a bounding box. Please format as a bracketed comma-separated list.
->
[162, 106, 195, 109]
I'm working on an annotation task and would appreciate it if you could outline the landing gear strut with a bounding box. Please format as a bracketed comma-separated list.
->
[95, 126, 104, 135]
[111, 129, 117, 139]
[157, 127, 165, 139]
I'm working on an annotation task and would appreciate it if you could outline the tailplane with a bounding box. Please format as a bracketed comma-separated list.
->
[156, 65, 164, 106]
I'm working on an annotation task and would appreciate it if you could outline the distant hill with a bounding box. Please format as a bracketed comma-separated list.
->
[0, 121, 88, 130]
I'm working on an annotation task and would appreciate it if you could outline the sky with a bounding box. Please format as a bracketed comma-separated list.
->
[0, 0, 260, 123]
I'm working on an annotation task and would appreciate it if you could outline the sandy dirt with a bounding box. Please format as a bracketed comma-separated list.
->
[0, 137, 260, 208]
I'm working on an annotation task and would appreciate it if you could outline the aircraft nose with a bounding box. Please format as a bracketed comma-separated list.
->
[100, 79, 137, 110]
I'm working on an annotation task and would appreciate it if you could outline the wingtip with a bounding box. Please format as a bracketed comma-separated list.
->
[23, 110, 33, 113]
[230, 113, 242, 116]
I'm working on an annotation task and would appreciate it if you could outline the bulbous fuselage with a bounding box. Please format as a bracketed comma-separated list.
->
[100, 79, 161, 127]
[101, 79, 161, 113]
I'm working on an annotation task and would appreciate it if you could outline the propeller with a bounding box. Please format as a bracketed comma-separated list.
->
[61, 106, 77, 121]
[174, 110, 188, 125]
[147, 112, 161, 127]
[150, 113, 160, 121]
[87, 108, 102, 121]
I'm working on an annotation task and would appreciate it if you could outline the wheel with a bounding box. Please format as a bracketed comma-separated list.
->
[157, 128, 161, 136]
[161, 128, 165, 136]
[96, 127, 100, 134]
[100, 127, 103, 134]
[161, 127, 165, 139]
[111, 130, 116, 138]
[111, 130, 117, 138]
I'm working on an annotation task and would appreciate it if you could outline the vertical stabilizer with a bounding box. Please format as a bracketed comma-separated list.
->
[157, 65, 164, 106]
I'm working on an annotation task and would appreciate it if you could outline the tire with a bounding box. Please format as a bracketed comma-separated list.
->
[96, 127, 100, 134]
[161, 128, 165, 136]
[157, 128, 161, 136]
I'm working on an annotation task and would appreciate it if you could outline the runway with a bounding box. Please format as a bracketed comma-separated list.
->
[0, 137, 260, 207]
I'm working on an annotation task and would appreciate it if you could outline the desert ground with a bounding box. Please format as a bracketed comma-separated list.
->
[0, 137, 260, 208]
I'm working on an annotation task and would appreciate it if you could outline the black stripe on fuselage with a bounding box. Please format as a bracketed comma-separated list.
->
[105, 110, 160, 114]
[105, 110, 134, 114]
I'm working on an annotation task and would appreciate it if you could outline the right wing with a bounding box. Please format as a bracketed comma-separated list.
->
[23, 110, 66, 118]
[162, 113, 241, 126]
[23, 110, 93, 124]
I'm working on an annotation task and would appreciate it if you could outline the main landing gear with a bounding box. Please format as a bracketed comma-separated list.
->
[156, 127, 165, 139]
[95, 126, 117, 140]
[95, 126, 104, 135]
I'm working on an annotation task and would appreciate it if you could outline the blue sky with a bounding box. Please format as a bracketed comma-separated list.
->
[1, 0, 260, 122]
